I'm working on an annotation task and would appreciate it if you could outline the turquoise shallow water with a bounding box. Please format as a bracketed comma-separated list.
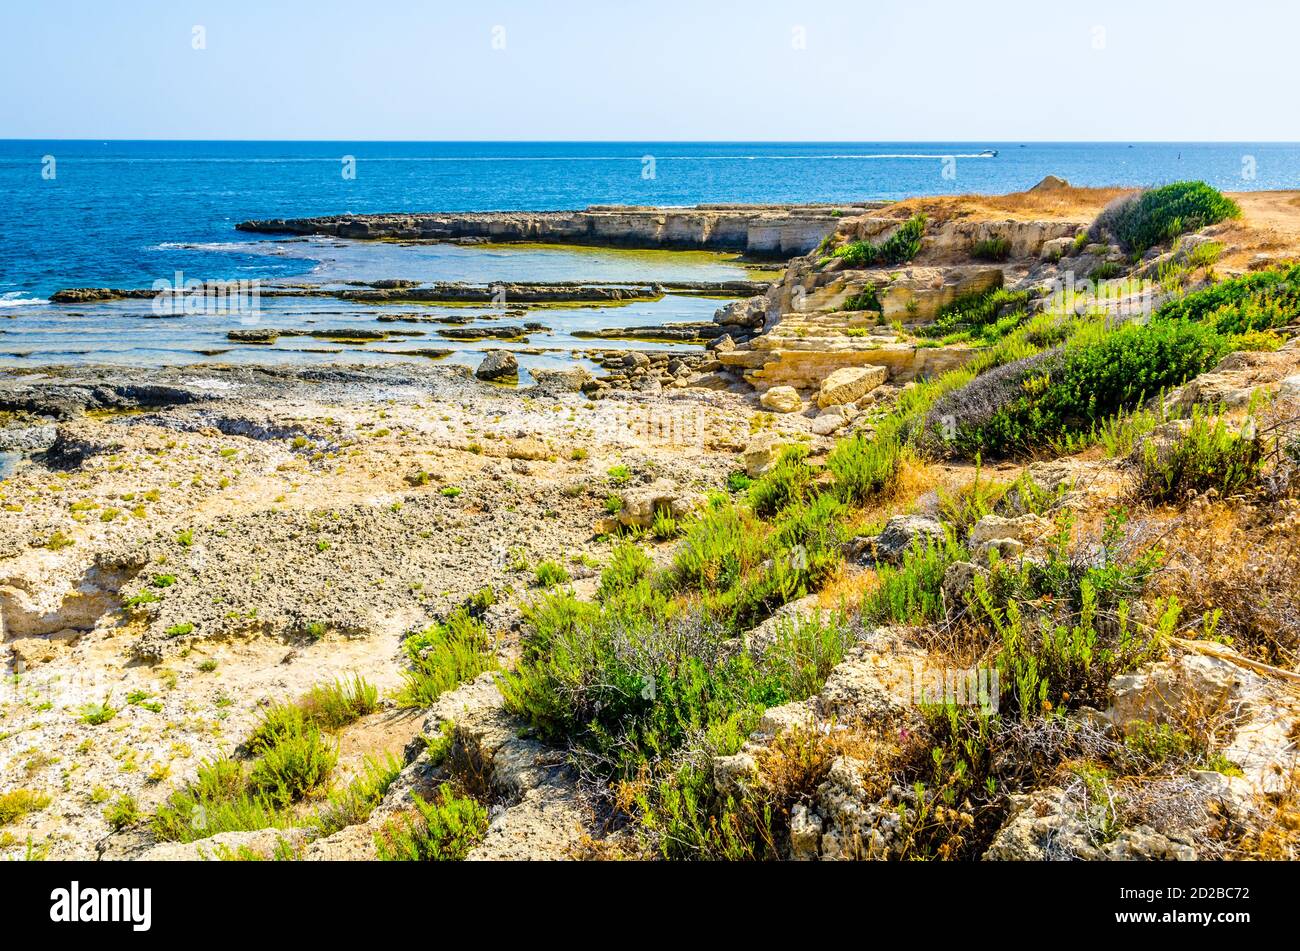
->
[2, 140, 1298, 368]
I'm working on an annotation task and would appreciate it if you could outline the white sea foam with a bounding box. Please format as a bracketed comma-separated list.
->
[0, 294, 46, 308]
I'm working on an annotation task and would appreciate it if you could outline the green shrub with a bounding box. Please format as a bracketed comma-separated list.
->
[534, 560, 571, 588]
[0, 789, 51, 826]
[79, 700, 117, 726]
[938, 319, 1230, 456]
[843, 285, 882, 312]
[246, 721, 337, 806]
[103, 794, 140, 831]
[599, 542, 653, 600]
[1136, 409, 1263, 504]
[863, 533, 965, 625]
[828, 423, 905, 504]
[299, 675, 380, 729]
[153, 757, 289, 843]
[1100, 181, 1240, 255]
[967, 511, 1170, 717]
[1155, 263, 1300, 335]
[312, 754, 403, 837]
[834, 215, 926, 267]
[747, 445, 814, 518]
[671, 499, 769, 594]
[396, 609, 498, 708]
[651, 507, 679, 540]
[374, 784, 488, 861]
[971, 237, 1011, 261]
[931, 288, 1029, 340]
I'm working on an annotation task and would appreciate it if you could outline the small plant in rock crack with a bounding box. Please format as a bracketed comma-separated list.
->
[79, 698, 117, 726]
[650, 506, 679, 540]
[607, 464, 632, 486]
[534, 560, 571, 588]
[0, 789, 51, 826]
[373, 783, 488, 861]
[103, 794, 140, 831]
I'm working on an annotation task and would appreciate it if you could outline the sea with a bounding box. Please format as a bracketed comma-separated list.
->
[0, 140, 1296, 371]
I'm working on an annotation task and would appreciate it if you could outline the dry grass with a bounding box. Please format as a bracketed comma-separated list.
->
[886, 185, 1130, 225]
[1241, 769, 1300, 859]
[1155, 497, 1300, 667]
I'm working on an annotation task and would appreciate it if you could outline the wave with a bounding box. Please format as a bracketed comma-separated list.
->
[0, 294, 46, 308]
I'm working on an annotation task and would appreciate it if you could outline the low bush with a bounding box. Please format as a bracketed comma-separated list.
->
[834, 215, 926, 268]
[843, 285, 882, 312]
[1097, 181, 1240, 256]
[971, 237, 1011, 261]
[396, 608, 498, 708]
[747, 445, 814, 518]
[1156, 263, 1300, 335]
[312, 754, 403, 837]
[534, 560, 571, 588]
[930, 319, 1231, 457]
[298, 675, 379, 729]
[246, 720, 337, 807]
[374, 784, 488, 861]
[0, 789, 51, 826]
[1136, 410, 1263, 504]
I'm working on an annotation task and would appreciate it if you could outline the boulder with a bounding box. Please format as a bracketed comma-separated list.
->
[475, 350, 519, 381]
[1028, 174, 1070, 192]
[811, 405, 848, 436]
[759, 385, 803, 413]
[817, 365, 887, 408]
[1041, 236, 1076, 261]
[972, 517, 1050, 553]
[742, 433, 789, 477]
[617, 478, 701, 527]
[713, 295, 767, 329]
[941, 560, 984, 610]
[866, 515, 946, 564]
[529, 366, 591, 392]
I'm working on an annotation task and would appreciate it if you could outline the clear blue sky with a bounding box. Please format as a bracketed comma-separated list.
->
[3, 0, 1295, 141]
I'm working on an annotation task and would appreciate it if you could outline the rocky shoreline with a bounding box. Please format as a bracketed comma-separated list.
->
[236, 202, 886, 257]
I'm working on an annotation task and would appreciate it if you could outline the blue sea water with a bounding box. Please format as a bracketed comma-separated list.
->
[2, 140, 1299, 298]
[0, 141, 1297, 372]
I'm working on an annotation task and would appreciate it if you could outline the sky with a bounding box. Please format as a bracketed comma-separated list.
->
[2, 0, 1296, 141]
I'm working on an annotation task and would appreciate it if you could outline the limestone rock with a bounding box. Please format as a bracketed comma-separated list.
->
[789, 804, 823, 861]
[864, 514, 946, 565]
[475, 350, 518, 381]
[811, 405, 848, 436]
[941, 560, 984, 610]
[817, 365, 887, 408]
[617, 478, 701, 528]
[713, 752, 760, 798]
[759, 385, 803, 413]
[967, 513, 1051, 554]
[742, 433, 788, 477]
[1041, 236, 1076, 260]
[529, 366, 591, 392]
[713, 295, 768, 329]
